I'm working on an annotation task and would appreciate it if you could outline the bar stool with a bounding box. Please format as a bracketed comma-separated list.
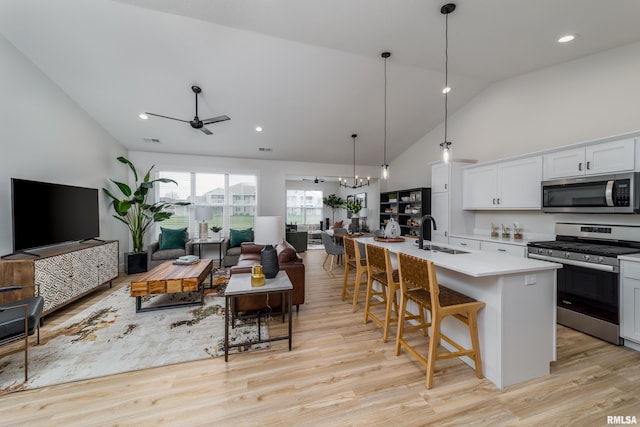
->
[395, 252, 485, 389]
[341, 237, 367, 312]
[365, 244, 423, 343]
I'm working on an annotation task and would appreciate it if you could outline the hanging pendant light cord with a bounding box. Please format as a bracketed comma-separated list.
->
[353, 136, 356, 186]
[444, 9, 449, 144]
[384, 55, 388, 166]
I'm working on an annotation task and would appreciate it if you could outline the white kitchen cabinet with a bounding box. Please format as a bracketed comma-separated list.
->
[463, 156, 542, 210]
[543, 138, 635, 180]
[430, 161, 475, 244]
[431, 192, 449, 244]
[448, 236, 481, 250]
[480, 240, 526, 257]
[621, 260, 640, 344]
[431, 162, 450, 193]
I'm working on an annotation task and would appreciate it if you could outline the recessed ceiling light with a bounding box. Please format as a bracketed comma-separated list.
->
[255, 126, 263, 132]
[558, 34, 576, 43]
[139, 113, 148, 120]
[442, 86, 451, 94]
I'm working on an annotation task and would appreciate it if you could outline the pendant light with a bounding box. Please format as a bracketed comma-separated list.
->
[440, 3, 456, 164]
[339, 134, 370, 189]
[381, 51, 391, 180]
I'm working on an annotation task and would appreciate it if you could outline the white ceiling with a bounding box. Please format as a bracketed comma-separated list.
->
[2, 0, 640, 167]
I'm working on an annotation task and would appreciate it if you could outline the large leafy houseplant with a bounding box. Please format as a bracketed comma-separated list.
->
[322, 194, 344, 223]
[103, 157, 189, 254]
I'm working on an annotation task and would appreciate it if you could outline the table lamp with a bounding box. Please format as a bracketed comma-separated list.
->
[254, 216, 284, 279]
[195, 206, 215, 240]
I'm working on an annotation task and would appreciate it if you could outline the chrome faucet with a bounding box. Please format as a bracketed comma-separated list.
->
[418, 215, 437, 250]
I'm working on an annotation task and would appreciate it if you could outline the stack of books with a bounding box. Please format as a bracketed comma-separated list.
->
[174, 255, 199, 265]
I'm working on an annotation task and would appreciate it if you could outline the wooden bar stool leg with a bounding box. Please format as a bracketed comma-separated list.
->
[342, 262, 351, 301]
[468, 310, 483, 379]
[426, 318, 440, 389]
[351, 269, 364, 313]
[395, 291, 408, 356]
[382, 281, 397, 343]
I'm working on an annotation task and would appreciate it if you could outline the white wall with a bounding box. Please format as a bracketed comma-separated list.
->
[390, 41, 640, 237]
[0, 35, 129, 257]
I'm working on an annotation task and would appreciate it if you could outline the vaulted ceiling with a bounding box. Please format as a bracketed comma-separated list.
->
[2, 0, 640, 166]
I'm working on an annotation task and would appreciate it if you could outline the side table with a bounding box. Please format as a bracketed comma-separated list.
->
[191, 238, 226, 267]
[224, 271, 293, 362]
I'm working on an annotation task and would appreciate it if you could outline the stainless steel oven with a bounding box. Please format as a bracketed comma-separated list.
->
[542, 172, 640, 213]
[528, 223, 640, 345]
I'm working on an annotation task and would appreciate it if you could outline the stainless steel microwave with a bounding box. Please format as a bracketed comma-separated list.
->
[542, 172, 640, 213]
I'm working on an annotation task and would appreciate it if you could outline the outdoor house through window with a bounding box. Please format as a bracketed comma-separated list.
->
[156, 172, 257, 238]
[286, 189, 323, 227]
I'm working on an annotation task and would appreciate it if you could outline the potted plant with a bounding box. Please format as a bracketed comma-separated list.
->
[343, 198, 363, 233]
[103, 156, 189, 273]
[210, 225, 223, 240]
[322, 194, 344, 224]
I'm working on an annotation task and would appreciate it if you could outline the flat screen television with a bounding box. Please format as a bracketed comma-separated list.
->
[11, 178, 100, 252]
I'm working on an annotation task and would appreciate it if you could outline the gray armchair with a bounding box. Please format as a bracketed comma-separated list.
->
[147, 231, 194, 269]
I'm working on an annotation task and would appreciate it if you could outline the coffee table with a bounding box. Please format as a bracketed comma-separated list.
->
[224, 271, 293, 361]
[130, 259, 213, 313]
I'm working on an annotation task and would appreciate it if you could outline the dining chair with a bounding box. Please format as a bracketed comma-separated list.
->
[341, 236, 367, 312]
[321, 231, 344, 272]
[396, 252, 485, 389]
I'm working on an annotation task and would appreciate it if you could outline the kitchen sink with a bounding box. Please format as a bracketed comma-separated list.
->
[422, 245, 468, 255]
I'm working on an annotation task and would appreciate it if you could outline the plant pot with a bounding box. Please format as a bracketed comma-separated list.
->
[125, 252, 148, 274]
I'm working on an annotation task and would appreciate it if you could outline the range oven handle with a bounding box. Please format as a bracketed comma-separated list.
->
[527, 253, 618, 273]
[605, 180, 614, 207]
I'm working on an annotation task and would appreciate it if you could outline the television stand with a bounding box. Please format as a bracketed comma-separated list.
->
[0, 250, 40, 259]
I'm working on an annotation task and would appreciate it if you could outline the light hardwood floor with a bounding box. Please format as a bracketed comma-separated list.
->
[1, 249, 640, 426]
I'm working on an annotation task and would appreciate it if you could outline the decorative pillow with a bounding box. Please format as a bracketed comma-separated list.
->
[229, 228, 252, 248]
[159, 227, 187, 250]
[333, 220, 343, 229]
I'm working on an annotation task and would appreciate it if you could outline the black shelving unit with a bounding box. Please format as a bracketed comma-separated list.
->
[379, 187, 431, 240]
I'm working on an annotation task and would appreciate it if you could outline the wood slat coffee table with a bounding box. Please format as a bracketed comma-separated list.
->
[130, 259, 213, 313]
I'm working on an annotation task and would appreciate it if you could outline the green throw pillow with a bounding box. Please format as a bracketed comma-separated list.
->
[229, 228, 252, 248]
[159, 227, 187, 250]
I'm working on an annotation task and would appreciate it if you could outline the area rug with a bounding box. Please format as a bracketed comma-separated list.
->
[0, 271, 269, 394]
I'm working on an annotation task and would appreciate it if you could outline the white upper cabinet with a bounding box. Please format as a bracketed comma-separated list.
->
[431, 192, 449, 244]
[431, 162, 450, 193]
[463, 156, 542, 210]
[543, 138, 635, 180]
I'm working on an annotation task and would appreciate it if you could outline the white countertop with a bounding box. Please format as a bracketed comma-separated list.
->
[357, 237, 561, 278]
[449, 233, 534, 247]
[619, 253, 640, 262]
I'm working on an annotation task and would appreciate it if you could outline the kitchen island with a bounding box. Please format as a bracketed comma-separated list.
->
[358, 237, 562, 389]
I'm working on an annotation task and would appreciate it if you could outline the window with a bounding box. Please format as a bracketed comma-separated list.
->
[156, 172, 257, 238]
[286, 189, 323, 226]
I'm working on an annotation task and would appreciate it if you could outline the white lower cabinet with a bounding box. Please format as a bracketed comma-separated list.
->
[448, 237, 481, 250]
[480, 241, 526, 257]
[621, 260, 640, 344]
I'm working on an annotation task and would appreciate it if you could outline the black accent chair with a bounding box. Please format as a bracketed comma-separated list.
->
[0, 285, 44, 382]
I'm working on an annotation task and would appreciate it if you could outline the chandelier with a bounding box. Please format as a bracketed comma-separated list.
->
[339, 133, 370, 189]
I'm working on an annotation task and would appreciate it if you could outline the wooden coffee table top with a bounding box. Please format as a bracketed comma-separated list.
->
[130, 259, 213, 297]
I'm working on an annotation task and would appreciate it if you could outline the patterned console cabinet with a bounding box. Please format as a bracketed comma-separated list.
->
[0, 240, 119, 315]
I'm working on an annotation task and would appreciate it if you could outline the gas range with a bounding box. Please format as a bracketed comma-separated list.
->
[527, 222, 640, 345]
[528, 223, 640, 271]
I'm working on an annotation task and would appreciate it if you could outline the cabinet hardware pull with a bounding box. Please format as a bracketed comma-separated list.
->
[444, 183, 448, 190]
[586, 161, 591, 170]
[492, 198, 496, 204]
[498, 248, 506, 252]
[578, 162, 582, 171]
[460, 243, 467, 246]
[497, 198, 501, 204]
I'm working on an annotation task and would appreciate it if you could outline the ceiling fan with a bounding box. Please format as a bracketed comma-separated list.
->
[145, 85, 230, 135]
[303, 176, 325, 184]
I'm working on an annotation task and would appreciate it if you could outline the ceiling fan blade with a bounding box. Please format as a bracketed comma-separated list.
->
[145, 112, 189, 123]
[200, 126, 213, 135]
[202, 115, 231, 125]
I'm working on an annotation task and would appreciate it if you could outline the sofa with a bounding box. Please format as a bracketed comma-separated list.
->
[222, 230, 254, 267]
[230, 240, 305, 313]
